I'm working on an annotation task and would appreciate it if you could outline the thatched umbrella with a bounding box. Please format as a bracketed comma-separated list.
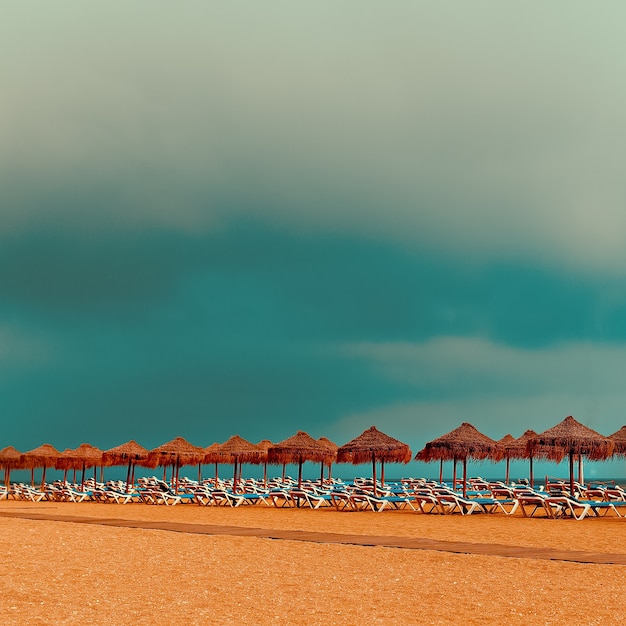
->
[317, 437, 338, 485]
[609, 426, 626, 456]
[255, 440, 273, 486]
[502, 429, 540, 487]
[215, 435, 263, 492]
[415, 422, 503, 497]
[528, 416, 614, 496]
[497, 434, 516, 484]
[203, 442, 222, 487]
[337, 426, 412, 496]
[55, 448, 80, 484]
[21, 443, 61, 490]
[268, 431, 333, 489]
[0, 446, 22, 489]
[147, 437, 205, 493]
[103, 440, 151, 492]
[66, 444, 103, 491]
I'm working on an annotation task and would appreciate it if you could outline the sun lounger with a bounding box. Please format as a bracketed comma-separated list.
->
[267, 490, 294, 508]
[543, 496, 591, 520]
[210, 490, 246, 507]
[411, 492, 442, 514]
[61, 487, 93, 503]
[512, 488, 557, 518]
[15, 485, 48, 502]
[330, 491, 353, 511]
[287, 490, 331, 509]
[152, 491, 182, 505]
[435, 493, 487, 515]
[193, 488, 214, 506]
[380, 495, 416, 511]
[103, 489, 142, 504]
[238, 492, 269, 506]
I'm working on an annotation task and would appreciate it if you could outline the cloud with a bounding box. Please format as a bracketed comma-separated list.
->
[2, 4, 626, 272]
[328, 391, 626, 480]
[337, 336, 626, 448]
[343, 337, 626, 401]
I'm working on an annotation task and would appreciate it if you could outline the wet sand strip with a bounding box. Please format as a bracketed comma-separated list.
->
[2, 510, 625, 565]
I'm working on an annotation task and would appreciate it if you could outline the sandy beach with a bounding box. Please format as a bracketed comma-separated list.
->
[1, 499, 624, 625]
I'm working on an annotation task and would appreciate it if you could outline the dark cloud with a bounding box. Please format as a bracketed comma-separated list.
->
[2, 222, 626, 452]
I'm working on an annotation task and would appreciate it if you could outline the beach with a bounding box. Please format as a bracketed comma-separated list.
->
[1, 500, 624, 625]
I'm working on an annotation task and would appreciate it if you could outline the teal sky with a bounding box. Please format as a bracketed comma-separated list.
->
[3, 3, 626, 479]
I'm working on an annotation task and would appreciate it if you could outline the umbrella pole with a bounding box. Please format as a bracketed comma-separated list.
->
[529, 456, 534, 488]
[233, 458, 238, 492]
[320, 461, 324, 487]
[439, 459, 443, 484]
[73, 468, 76, 484]
[505, 457, 510, 485]
[463, 457, 467, 498]
[214, 462, 218, 488]
[452, 459, 457, 491]
[578, 455, 584, 486]
[372, 453, 377, 497]
[31, 468, 34, 487]
[100, 466, 104, 483]
[81, 462, 86, 491]
[198, 463, 202, 483]
[41, 466, 47, 492]
[162, 465, 167, 482]
[297, 455, 303, 490]
[263, 461, 267, 488]
[381, 460, 385, 488]
[282, 462, 286, 482]
[63, 469, 68, 484]
[131, 463, 136, 488]
[126, 460, 132, 492]
[569, 452, 575, 496]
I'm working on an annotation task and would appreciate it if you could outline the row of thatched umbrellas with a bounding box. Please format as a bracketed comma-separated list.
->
[2, 417, 625, 497]
[416, 416, 626, 497]
[0, 426, 411, 496]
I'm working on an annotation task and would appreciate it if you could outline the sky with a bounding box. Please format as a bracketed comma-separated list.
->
[3, 2, 626, 480]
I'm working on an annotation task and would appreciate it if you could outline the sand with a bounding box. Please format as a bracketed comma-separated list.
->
[0, 499, 624, 625]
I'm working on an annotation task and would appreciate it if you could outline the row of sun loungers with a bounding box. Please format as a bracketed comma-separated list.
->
[6, 477, 626, 519]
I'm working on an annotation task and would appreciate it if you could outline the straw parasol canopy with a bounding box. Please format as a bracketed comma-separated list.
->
[0, 446, 23, 488]
[608, 426, 626, 456]
[415, 422, 503, 497]
[268, 431, 333, 489]
[497, 434, 516, 484]
[214, 435, 263, 492]
[103, 440, 150, 466]
[528, 416, 614, 495]
[147, 437, 206, 493]
[55, 448, 80, 481]
[337, 426, 412, 496]
[318, 437, 338, 461]
[103, 440, 151, 491]
[203, 442, 223, 464]
[0, 446, 23, 469]
[255, 440, 273, 486]
[21, 443, 61, 489]
[202, 442, 222, 486]
[317, 437, 338, 484]
[65, 443, 104, 490]
[503, 429, 540, 486]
